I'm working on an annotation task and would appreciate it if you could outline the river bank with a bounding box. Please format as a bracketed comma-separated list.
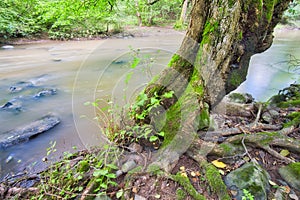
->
[1, 84, 299, 199]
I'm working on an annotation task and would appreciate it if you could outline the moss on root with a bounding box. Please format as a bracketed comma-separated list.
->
[205, 163, 231, 200]
[172, 173, 206, 200]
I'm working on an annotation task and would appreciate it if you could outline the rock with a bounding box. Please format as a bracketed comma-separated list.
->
[0, 114, 60, 149]
[52, 58, 62, 62]
[33, 88, 57, 98]
[278, 162, 300, 191]
[1, 45, 14, 49]
[8, 81, 34, 93]
[224, 162, 270, 200]
[134, 194, 147, 200]
[262, 109, 280, 123]
[1, 99, 22, 112]
[5, 155, 14, 163]
[94, 195, 112, 200]
[228, 93, 254, 104]
[121, 160, 137, 173]
[129, 143, 143, 153]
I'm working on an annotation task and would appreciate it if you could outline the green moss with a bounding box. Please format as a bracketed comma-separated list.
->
[286, 162, 300, 177]
[77, 160, 90, 172]
[229, 70, 244, 88]
[172, 173, 206, 200]
[128, 166, 143, 175]
[176, 188, 187, 200]
[284, 111, 300, 128]
[198, 103, 210, 130]
[219, 143, 235, 155]
[279, 99, 300, 108]
[205, 164, 231, 200]
[168, 54, 181, 67]
[147, 164, 163, 175]
[264, 0, 276, 22]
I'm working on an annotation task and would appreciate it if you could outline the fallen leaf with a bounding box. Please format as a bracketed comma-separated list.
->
[268, 180, 277, 186]
[218, 169, 225, 175]
[180, 172, 188, 177]
[269, 180, 277, 186]
[280, 149, 290, 157]
[132, 187, 138, 193]
[192, 177, 198, 183]
[211, 160, 227, 169]
[191, 171, 197, 177]
[180, 166, 185, 171]
[195, 171, 201, 176]
[154, 194, 161, 199]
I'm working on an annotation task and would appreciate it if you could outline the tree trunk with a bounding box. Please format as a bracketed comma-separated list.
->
[135, 0, 142, 26]
[179, 0, 189, 24]
[133, 0, 291, 171]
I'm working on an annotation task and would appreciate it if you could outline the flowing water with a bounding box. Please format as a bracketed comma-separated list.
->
[0, 29, 299, 178]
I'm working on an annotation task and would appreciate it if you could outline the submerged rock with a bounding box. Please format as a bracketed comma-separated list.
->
[33, 88, 57, 98]
[0, 114, 60, 149]
[8, 81, 34, 93]
[278, 162, 300, 191]
[224, 162, 270, 200]
[0, 99, 22, 112]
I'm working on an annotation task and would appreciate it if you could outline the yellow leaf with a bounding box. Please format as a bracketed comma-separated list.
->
[212, 160, 227, 169]
[280, 149, 290, 157]
[191, 171, 197, 177]
[180, 172, 188, 177]
[268, 180, 277, 186]
[180, 166, 185, 171]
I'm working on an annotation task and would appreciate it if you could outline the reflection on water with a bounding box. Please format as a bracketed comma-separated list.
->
[237, 29, 300, 101]
[0, 29, 299, 178]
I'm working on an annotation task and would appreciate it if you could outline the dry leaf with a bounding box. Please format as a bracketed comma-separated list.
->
[268, 180, 277, 186]
[179, 166, 185, 171]
[132, 187, 138, 193]
[218, 169, 225, 175]
[280, 149, 290, 157]
[191, 171, 197, 177]
[180, 172, 188, 177]
[212, 160, 227, 169]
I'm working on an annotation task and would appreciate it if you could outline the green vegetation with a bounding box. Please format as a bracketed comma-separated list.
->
[0, 0, 183, 41]
[35, 143, 120, 199]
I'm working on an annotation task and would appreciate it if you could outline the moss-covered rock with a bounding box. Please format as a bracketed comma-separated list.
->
[278, 162, 300, 191]
[224, 162, 270, 200]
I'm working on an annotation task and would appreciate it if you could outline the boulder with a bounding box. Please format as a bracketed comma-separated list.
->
[0, 114, 60, 149]
[224, 162, 270, 200]
[278, 162, 300, 191]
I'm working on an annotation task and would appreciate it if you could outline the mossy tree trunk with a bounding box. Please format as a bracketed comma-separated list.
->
[133, 0, 291, 171]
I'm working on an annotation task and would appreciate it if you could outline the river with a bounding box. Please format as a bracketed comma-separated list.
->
[0, 28, 299, 178]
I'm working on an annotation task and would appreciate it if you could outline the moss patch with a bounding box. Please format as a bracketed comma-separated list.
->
[172, 173, 206, 200]
[205, 163, 231, 200]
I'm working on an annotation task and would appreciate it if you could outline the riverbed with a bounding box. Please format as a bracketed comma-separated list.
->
[0, 28, 299, 178]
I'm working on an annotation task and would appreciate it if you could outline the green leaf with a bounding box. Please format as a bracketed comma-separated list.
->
[162, 91, 174, 98]
[106, 173, 116, 179]
[93, 169, 108, 177]
[149, 135, 158, 142]
[157, 131, 165, 137]
[106, 164, 119, 170]
[116, 189, 124, 198]
[130, 57, 140, 69]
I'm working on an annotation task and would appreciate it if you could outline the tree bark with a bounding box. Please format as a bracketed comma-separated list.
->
[132, 0, 291, 171]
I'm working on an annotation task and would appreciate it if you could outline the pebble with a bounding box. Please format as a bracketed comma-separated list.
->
[121, 160, 137, 173]
[134, 194, 147, 200]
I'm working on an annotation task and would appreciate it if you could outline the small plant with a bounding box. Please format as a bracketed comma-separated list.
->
[242, 189, 254, 200]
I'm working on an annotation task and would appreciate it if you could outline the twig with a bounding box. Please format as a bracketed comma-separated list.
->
[261, 146, 294, 164]
[239, 127, 253, 161]
[253, 103, 262, 125]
